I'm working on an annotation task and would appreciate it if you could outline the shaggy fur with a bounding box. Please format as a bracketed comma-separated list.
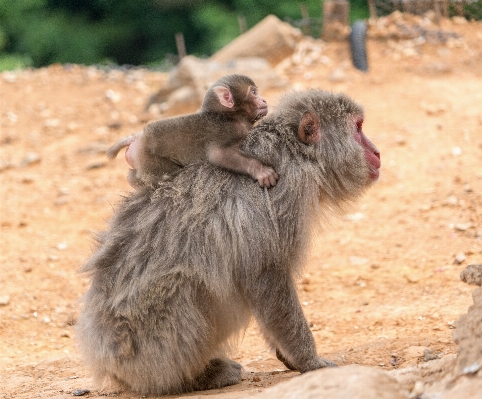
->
[76, 90, 377, 395]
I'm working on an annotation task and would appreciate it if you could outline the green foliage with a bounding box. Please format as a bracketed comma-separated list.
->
[0, 0, 370, 70]
[0, 53, 32, 71]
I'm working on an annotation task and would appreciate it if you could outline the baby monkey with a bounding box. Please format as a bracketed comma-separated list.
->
[107, 74, 278, 189]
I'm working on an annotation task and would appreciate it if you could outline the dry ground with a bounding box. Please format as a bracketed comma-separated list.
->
[0, 17, 481, 398]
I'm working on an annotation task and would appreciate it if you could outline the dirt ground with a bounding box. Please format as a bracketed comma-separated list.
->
[1, 16, 481, 399]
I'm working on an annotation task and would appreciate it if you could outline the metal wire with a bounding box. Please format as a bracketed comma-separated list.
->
[371, 0, 482, 20]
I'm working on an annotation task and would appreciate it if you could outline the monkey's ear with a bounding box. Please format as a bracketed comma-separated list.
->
[213, 86, 235, 108]
[298, 112, 322, 145]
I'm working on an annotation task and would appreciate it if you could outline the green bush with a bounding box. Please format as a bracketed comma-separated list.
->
[0, 0, 370, 70]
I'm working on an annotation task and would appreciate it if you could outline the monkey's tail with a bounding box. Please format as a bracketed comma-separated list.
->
[264, 187, 280, 239]
[106, 143, 123, 159]
[106, 136, 133, 159]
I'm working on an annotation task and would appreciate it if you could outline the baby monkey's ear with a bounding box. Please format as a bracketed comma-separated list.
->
[213, 86, 235, 108]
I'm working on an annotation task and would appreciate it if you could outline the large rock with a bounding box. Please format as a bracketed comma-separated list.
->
[147, 55, 288, 116]
[210, 15, 301, 67]
[254, 365, 406, 399]
[453, 265, 482, 377]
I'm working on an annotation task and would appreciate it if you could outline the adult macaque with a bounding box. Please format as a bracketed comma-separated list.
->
[107, 74, 278, 188]
[76, 90, 380, 395]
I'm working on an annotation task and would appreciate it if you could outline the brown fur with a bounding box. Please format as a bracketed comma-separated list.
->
[107, 74, 277, 189]
[76, 89, 380, 395]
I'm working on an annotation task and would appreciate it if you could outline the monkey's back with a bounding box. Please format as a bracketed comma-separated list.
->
[142, 112, 242, 166]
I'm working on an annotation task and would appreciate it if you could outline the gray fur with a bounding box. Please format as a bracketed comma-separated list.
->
[76, 90, 377, 395]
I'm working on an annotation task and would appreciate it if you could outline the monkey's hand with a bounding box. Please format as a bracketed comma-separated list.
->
[253, 165, 279, 188]
[276, 350, 337, 371]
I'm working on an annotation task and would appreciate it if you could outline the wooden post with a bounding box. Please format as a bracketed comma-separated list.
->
[454, 0, 465, 17]
[237, 15, 247, 34]
[433, 0, 442, 25]
[367, 0, 377, 19]
[175, 33, 186, 60]
[321, 0, 349, 41]
[441, 0, 449, 17]
[300, 3, 311, 36]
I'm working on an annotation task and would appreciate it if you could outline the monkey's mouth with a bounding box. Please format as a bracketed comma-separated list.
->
[367, 150, 381, 181]
[253, 106, 268, 122]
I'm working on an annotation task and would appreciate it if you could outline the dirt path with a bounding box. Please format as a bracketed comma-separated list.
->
[1, 18, 481, 398]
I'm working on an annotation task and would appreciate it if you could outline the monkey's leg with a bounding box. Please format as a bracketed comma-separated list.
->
[192, 358, 242, 391]
[275, 349, 297, 370]
[245, 270, 337, 372]
[126, 169, 143, 189]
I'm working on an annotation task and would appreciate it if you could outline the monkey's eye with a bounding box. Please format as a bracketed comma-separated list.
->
[251, 88, 257, 95]
[356, 120, 363, 132]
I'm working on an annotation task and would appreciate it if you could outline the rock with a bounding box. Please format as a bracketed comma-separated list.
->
[72, 389, 90, 396]
[21, 152, 41, 167]
[349, 256, 369, 265]
[147, 55, 288, 115]
[404, 346, 428, 362]
[452, 287, 482, 375]
[0, 295, 10, 306]
[453, 252, 466, 265]
[454, 222, 472, 231]
[423, 349, 439, 362]
[210, 15, 301, 67]
[254, 365, 406, 399]
[460, 264, 482, 286]
[329, 66, 347, 82]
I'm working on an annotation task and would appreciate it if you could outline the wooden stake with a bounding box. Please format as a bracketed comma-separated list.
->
[433, 0, 442, 25]
[237, 15, 247, 34]
[368, 0, 377, 19]
[300, 3, 311, 36]
[175, 33, 186, 60]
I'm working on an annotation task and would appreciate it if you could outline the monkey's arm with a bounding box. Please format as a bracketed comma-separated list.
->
[206, 143, 278, 188]
[244, 270, 336, 372]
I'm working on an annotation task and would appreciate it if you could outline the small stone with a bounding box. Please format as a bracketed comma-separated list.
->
[453, 253, 466, 265]
[2, 72, 17, 83]
[444, 195, 458, 206]
[329, 67, 346, 82]
[423, 349, 438, 362]
[454, 223, 472, 231]
[404, 346, 427, 360]
[105, 89, 121, 103]
[44, 118, 60, 128]
[57, 242, 68, 251]
[451, 147, 462, 156]
[86, 160, 107, 170]
[72, 389, 90, 396]
[253, 376, 261, 382]
[349, 256, 368, 265]
[0, 295, 10, 306]
[0, 159, 13, 171]
[404, 274, 421, 284]
[21, 152, 41, 167]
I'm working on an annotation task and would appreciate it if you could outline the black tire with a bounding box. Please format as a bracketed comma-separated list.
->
[350, 20, 368, 72]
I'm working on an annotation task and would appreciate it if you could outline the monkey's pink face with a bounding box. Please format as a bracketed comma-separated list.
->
[247, 86, 268, 122]
[353, 118, 380, 181]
